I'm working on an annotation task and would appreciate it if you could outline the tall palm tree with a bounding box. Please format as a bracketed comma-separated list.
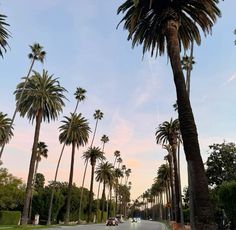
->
[125, 168, 131, 185]
[101, 134, 109, 151]
[117, 157, 123, 169]
[114, 168, 123, 214]
[95, 161, 114, 222]
[113, 150, 120, 167]
[163, 144, 175, 221]
[15, 70, 66, 225]
[120, 165, 126, 184]
[47, 87, 86, 225]
[181, 47, 195, 97]
[118, 1, 220, 228]
[0, 13, 10, 58]
[59, 113, 90, 224]
[0, 43, 46, 159]
[155, 118, 181, 223]
[82, 146, 105, 222]
[79, 109, 104, 222]
[0, 112, 13, 147]
[29, 141, 48, 221]
[95, 134, 109, 221]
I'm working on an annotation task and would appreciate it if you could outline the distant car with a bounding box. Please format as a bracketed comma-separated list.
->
[106, 217, 118, 226]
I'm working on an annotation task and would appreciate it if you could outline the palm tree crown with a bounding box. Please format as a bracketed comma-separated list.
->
[0, 14, 10, 57]
[93, 110, 104, 120]
[82, 146, 105, 166]
[15, 70, 67, 123]
[117, 0, 221, 56]
[155, 118, 180, 146]
[0, 112, 13, 146]
[59, 113, 91, 147]
[28, 43, 46, 63]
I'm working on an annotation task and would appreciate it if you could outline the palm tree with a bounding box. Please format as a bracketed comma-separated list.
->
[15, 70, 66, 225]
[181, 48, 195, 97]
[101, 134, 109, 151]
[47, 86, 86, 225]
[155, 118, 181, 223]
[118, 1, 220, 228]
[95, 161, 114, 222]
[59, 113, 90, 224]
[0, 43, 46, 159]
[113, 150, 120, 167]
[0, 112, 13, 147]
[117, 157, 123, 169]
[157, 164, 171, 220]
[29, 141, 48, 221]
[0, 13, 10, 57]
[120, 165, 126, 184]
[114, 168, 123, 214]
[79, 109, 104, 222]
[82, 146, 105, 222]
[125, 168, 131, 185]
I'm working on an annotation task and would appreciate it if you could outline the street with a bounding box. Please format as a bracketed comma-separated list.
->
[45, 220, 168, 230]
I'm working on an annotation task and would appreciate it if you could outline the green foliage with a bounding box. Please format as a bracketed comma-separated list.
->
[96, 209, 101, 223]
[218, 181, 236, 227]
[183, 209, 190, 224]
[34, 173, 45, 191]
[0, 211, 21, 225]
[0, 168, 25, 211]
[206, 142, 236, 187]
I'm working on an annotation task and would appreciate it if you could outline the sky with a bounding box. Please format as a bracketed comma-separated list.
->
[0, 1, 236, 201]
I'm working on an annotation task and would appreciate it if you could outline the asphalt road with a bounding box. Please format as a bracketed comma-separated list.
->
[45, 220, 168, 230]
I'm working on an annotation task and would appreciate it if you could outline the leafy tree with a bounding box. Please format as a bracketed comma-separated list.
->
[0, 43, 46, 159]
[82, 146, 105, 222]
[218, 181, 236, 230]
[206, 142, 236, 187]
[117, 1, 220, 228]
[0, 13, 10, 57]
[34, 173, 45, 192]
[15, 70, 66, 224]
[0, 168, 25, 211]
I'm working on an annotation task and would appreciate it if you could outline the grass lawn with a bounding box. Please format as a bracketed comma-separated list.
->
[0, 225, 55, 230]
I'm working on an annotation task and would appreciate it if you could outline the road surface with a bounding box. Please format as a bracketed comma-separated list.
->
[45, 220, 168, 230]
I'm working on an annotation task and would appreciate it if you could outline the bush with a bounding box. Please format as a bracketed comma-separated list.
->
[218, 181, 236, 228]
[183, 208, 190, 224]
[0, 211, 21, 225]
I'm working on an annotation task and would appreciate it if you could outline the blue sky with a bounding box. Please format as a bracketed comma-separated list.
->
[0, 1, 236, 200]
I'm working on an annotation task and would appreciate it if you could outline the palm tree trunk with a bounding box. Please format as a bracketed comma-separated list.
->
[101, 182, 106, 222]
[0, 59, 35, 159]
[87, 163, 95, 223]
[78, 159, 89, 222]
[47, 143, 66, 225]
[167, 154, 175, 221]
[165, 20, 216, 229]
[171, 144, 181, 223]
[96, 180, 102, 223]
[28, 159, 39, 222]
[65, 142, 76, 224]
[21, 112, 42, 225]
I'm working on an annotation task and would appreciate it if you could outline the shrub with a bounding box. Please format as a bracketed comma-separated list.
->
[0, 211, 21, 225]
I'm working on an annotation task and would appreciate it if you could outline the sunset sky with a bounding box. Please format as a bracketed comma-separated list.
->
[1, 1, 236, 200]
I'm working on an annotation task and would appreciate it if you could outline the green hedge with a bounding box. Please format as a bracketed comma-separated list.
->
[0, 211, 21, 225]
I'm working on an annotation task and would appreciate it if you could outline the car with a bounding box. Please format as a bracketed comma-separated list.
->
[106, 217, 118, 226]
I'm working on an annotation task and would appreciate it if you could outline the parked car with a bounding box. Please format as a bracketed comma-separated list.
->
[106, 217, 118, 226]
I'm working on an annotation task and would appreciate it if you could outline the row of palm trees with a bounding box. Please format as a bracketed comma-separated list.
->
[0, 42, 132, 224]
[117, 0, 221, 228]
